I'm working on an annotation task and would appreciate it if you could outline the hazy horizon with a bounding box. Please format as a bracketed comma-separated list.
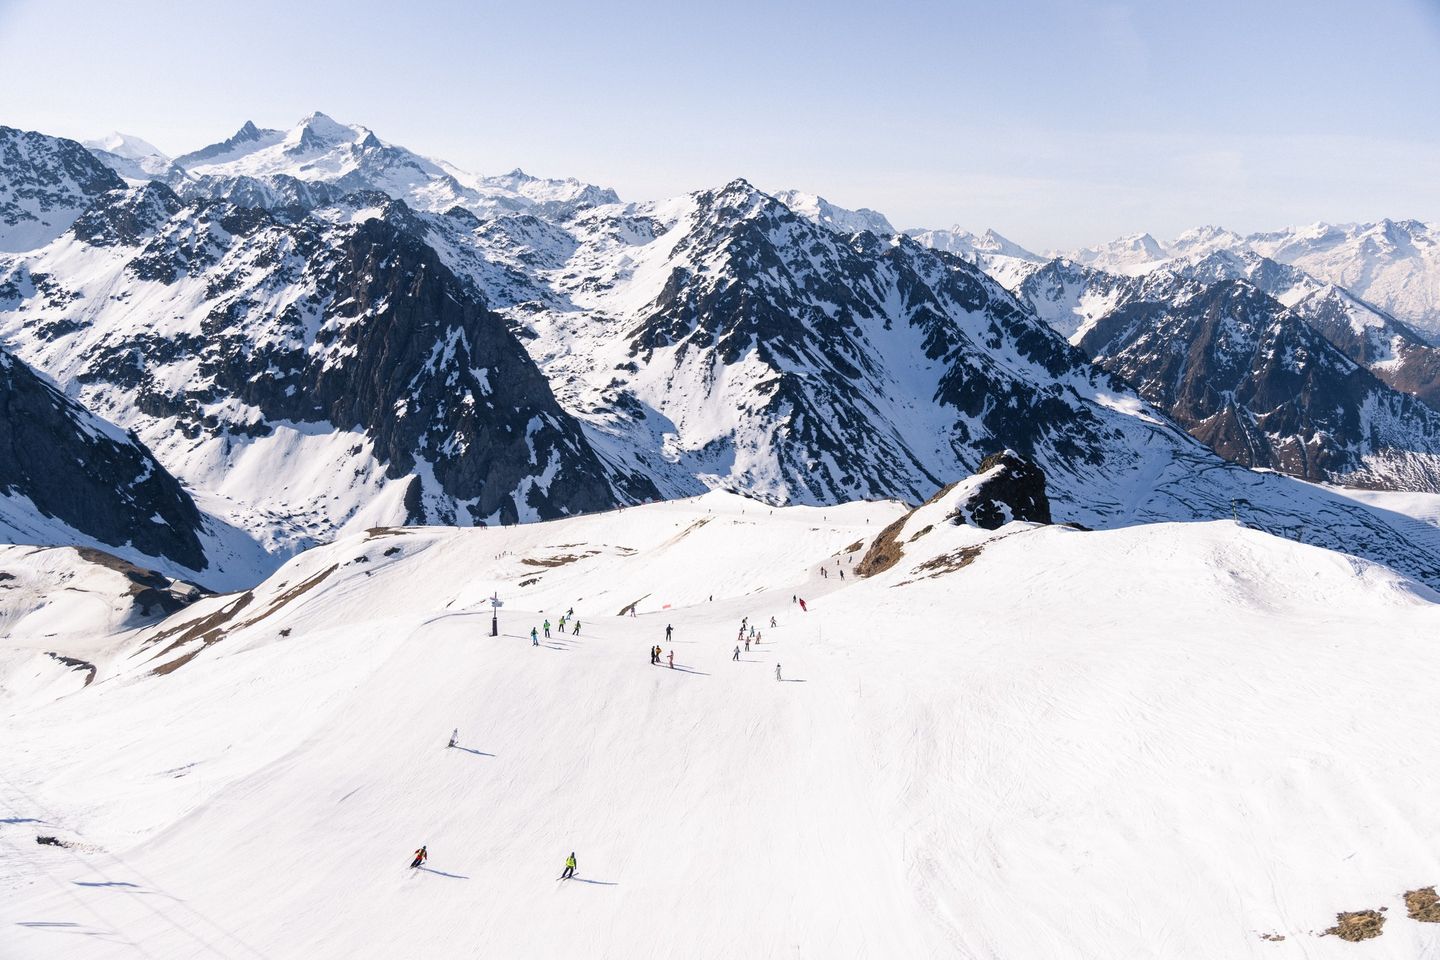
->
[2, 0, 1437, 250]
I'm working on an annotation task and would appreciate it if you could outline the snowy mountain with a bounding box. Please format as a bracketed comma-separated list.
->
[1061, 220, 1440, 338]
[0, 117, 1434, 579]
[0, 126, 124, 251]
[82, 132, 176, 182]
[6, 489, 1440, 958]
[1074, 278, 1440, 490]
[1289, 284, 1440, 407]
[903, 225, 1044, 289]
[165, 113, 619, 220]
[0, 180, 645, 557]
[1066, 231, 1169, 274]
[772, 189, 895, 236]
[1248, 219, 1440, 339]
[385, 177, 1440, 582]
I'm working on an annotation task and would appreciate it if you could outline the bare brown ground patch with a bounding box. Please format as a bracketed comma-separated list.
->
[144, 563, 340, 675]
[914, 546, 984, 578]
[1257, 932, 1285, 942]
[1325, 909, 1386, 942]
[1405, 887, 1440, 922]
[521, 554, 586, 568]
[855, 513, 909, 577]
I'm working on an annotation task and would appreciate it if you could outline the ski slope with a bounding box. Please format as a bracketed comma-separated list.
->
[4, 492, 1440, 958]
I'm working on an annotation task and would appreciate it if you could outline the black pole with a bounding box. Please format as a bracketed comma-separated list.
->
[491, 610, 498, 637]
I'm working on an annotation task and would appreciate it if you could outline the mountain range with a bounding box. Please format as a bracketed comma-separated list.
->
[2, 113, 1440, 590]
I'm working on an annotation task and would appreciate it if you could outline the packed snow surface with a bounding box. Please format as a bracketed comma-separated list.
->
[4, 492, 1440, 958]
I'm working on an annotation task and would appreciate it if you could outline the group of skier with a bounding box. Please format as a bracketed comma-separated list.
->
[532, 607, 580, 646]
[418, 585, 815, 877]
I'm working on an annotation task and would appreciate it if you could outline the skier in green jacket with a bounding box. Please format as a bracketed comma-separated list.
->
[561, 852, 577, 879]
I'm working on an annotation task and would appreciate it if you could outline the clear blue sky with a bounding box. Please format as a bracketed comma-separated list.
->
[1, 0, 1437, 249]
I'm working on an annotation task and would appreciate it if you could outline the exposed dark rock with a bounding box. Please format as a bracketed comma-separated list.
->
[947, 451, 1052, 529]
[0, 347, 207, 570]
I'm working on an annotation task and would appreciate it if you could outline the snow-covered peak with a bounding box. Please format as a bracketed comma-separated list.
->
[771, 189, 895, 237]
[1067, 232, 1168, 274]
[284, 110, 370, 152]
[1168, 224, 1243, 257]
[84, 131, 176, 183]
[84, 131, 168, 162]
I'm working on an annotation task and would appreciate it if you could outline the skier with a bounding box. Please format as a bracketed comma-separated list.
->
[744, 637, 750, 652]
[770, 616, 776, 628]
[531, 627, 539, 646]
[667, 650, 674, 669]
[839, 569, 844, 581]
[448, 729, 457, 749]
[650, 645, 657, 664]
[733, 645, 740, 661]
[566, 606, 574, 619]
[792, 594, 797, 604]
[799, 598, 807, 612]
[410, 845, 428, 869]
[822, 567, 827, 579]
[665, 624, 673, 642]
[561, 852, 577, 879]
[573, 619, 581, 636]
[544, 619, 551, 638]
[776, 664, 782, 681]
[558, 615, 567, 633]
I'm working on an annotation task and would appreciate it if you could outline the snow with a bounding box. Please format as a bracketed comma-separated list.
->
[175, 112, 619, 221]
[772, 189, 896, 236]
[3, 492, 1440, 958]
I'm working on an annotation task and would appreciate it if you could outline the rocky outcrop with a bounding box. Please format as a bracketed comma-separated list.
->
[946, 451, 1052, 529]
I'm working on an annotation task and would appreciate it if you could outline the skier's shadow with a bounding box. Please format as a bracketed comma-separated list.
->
[72, 881, 139, 889]
[780, 678, 807, 683]
[570, 877, 618, 886]
[668, 665, 710, 676]
[453, 746, 494, 757]
[418, 866, 470, 879]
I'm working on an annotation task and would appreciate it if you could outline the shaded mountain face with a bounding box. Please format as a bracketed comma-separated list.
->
[0, 182, 638, 551]
[1076, 279, 1440, 490]
[0, 126, 125, 251]
[0, 346, 206, 570]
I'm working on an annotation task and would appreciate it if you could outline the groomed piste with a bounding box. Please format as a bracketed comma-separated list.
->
[4, 490, 1440, 958]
